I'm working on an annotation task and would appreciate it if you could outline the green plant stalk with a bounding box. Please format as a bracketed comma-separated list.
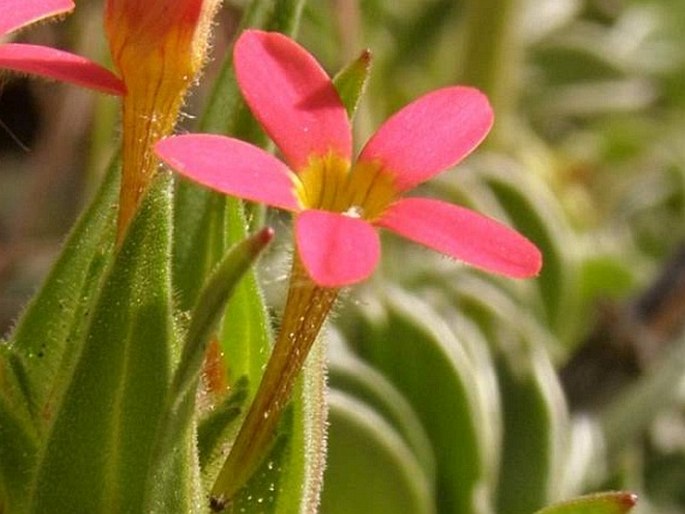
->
[460, 0, 524, 145]
[210, 255, 338, 510]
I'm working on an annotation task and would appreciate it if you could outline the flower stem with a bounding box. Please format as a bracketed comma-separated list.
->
[210, 255, 338, 509]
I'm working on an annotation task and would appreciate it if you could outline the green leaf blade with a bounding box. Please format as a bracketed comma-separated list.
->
[29, 175, 179, 514]
[3, 161, 119, 424]
[534, 492, 638, 514]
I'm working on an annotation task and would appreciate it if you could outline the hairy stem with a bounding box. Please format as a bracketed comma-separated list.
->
[210, 255, 338, 509]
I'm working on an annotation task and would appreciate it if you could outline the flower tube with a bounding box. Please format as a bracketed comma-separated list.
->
[105, 0, 220, 240]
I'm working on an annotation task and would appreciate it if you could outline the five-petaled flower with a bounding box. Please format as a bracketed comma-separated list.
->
[157, 30, 542, 287]
[0, 0, 124, 94]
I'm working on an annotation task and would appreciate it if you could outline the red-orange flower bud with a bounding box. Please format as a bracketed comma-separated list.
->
[105, 0, 220, 241]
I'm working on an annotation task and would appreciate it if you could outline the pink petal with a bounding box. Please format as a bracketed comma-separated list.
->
[155, 134, 299, 211]
[358, 87, 493, 192]
[0, 44, 125, 95]
[377, 197, 542, 278]
[296, 210, 380, 287]
[233, 30, 351, 171]
[0, 0, 73, 36]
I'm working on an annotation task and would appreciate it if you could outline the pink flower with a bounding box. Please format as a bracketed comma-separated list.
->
[0, 0, 124, 94]
[156, 29, 542, 287]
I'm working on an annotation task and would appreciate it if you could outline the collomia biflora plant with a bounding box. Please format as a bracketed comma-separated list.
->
[0, 1, 647, 514]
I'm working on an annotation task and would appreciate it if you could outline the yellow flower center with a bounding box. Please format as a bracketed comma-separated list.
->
[294, 153, 398, 221]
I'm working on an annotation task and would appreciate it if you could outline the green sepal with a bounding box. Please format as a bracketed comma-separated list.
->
[28, 173, 178, 514]
[533, 492, 638, 514]
[333, 49, 373, 119]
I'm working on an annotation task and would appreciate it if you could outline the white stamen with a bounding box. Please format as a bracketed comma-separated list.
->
[343, 205, 364, 218]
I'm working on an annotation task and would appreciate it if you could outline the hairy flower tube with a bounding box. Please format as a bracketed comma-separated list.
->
[156, 29, 542, 507]
[105, 0, 220, 240]
[0, 0, 124, 94]
[0, 0, 220, 241]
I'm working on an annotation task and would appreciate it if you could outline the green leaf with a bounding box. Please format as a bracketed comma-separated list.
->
[321, 391, 435, 514]
[2, 160, 118, 425]
[152, 228, 273, 497]
[0, 390, 38, 512]
[332, 49, 373, 119]
[495, 343, 568, 514]
[328, 333, 436, 484]
[533, 492, 638, 514]
[173, 227, 274, 413]
[29, 174, 180, 514]
[172, 187, 229, 313]
[483, 165, 578, 340]
[217, 205, 273, 397]
[352, 287, 492, 514]
[198, 378, 249, 472]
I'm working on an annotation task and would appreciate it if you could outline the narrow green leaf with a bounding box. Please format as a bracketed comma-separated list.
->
[2, 160, 118, 424]
[172, 187, 229, 313]
[150, 229, 273, 501]
[332, 49, 373, 119]
[0, 391, 38, 512]
[533, 492, 638, 514]
[29, 174, 178, 514]
[218, 204, 273, 397]
[174, 228, 274, 407]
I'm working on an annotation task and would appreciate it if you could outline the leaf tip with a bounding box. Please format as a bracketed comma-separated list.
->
[619, 492, 638, 509]
[359, 48, 372, 66]
[256, 226, 275, 246]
